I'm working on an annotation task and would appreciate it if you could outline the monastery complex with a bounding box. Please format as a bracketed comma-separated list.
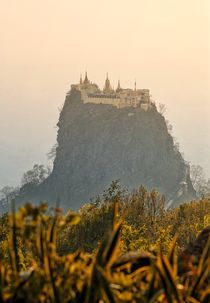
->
[70, 73, 154, 110]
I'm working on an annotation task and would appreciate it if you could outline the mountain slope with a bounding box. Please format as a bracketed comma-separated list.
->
[18, 89, 195, 209]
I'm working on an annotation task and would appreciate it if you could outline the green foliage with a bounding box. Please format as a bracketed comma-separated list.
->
[0, 186, 209, 302]
[58, 185, 210, 255]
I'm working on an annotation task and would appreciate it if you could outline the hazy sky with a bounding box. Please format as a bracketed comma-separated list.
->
[0, 0, 210, 188]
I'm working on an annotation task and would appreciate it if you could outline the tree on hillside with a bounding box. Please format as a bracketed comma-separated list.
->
[190, 164, 210, 198]
[0, 186, 19, 205]
[21, 164, 51, 186]
[158, 103, 167, 115]
[47, 143, 58, 161]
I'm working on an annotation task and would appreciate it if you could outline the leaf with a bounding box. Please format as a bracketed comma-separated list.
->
[154, 262, 174, 303]
[160, 255, 182, 303]
[96, 265, 117, 303]
[168, 234, 178, 274]
[103, 222, 121, 268]
[65, 211, 80, 225]
[190, 261, 209, 299]
[201, 289, 210, 303]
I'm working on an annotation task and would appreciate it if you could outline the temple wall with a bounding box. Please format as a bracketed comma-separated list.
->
[81, 91, 121, 108]
[74, 84, 151, 109]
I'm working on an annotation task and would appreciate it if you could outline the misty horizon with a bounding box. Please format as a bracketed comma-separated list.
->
[0, 0, 210, 188]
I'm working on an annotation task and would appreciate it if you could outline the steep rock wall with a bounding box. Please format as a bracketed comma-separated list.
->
[18, 89, 195, 209]
[33, 89, 194, 209]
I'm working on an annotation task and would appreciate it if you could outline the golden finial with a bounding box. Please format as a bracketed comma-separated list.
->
[84, 70, 89, 84]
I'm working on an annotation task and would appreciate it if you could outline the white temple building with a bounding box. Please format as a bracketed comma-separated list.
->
[70, 72, 153, 110]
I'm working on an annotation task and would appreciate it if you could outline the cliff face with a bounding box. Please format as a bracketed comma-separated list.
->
[22, 89, 195, 209]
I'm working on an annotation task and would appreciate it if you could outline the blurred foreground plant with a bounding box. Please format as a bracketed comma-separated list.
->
[0, 200, 209, 302]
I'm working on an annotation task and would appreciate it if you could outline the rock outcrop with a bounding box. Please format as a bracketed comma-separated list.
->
[18, 89, 195, 209]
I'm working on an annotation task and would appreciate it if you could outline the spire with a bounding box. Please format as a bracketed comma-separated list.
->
[104, 72, 112, 93]
[116, 79, 122, 92]
[83, 71, 90, 85]
[80, 74, 83, 84]
[134, 79, 137, 91]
